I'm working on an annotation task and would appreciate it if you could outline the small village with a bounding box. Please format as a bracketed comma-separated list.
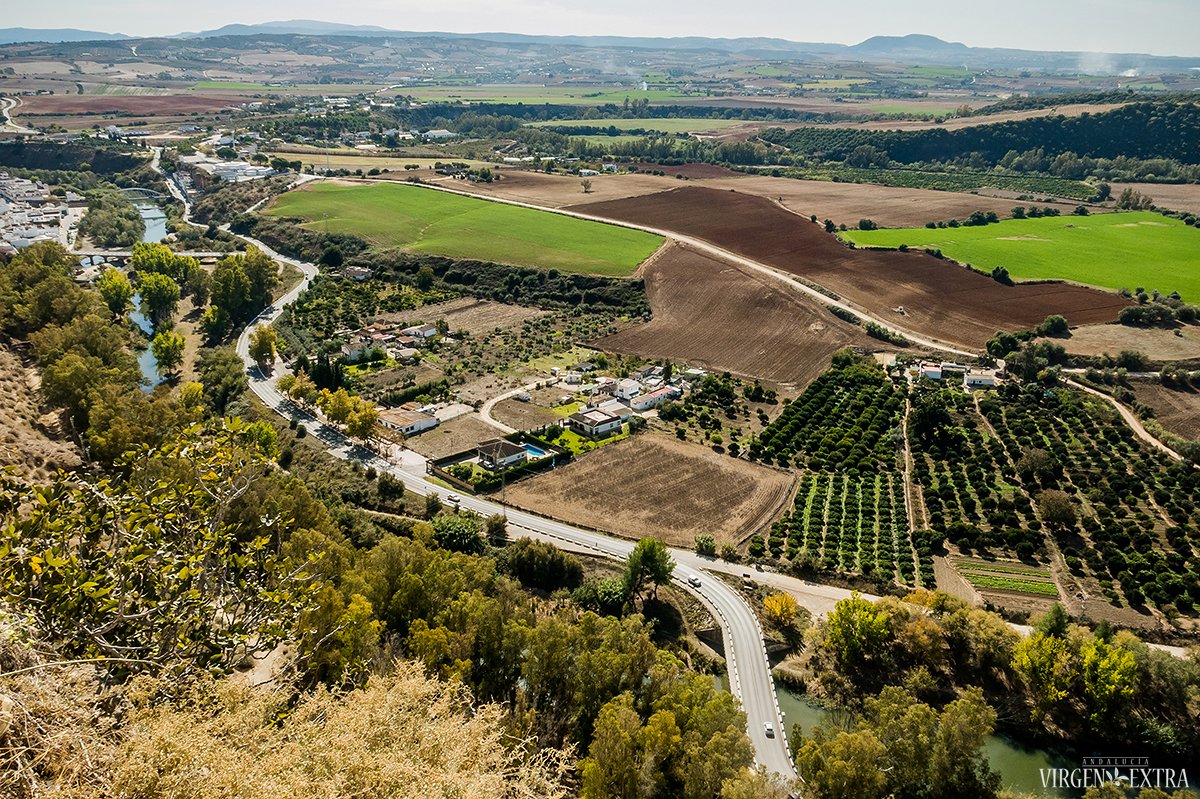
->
[0, 172, 83, 255]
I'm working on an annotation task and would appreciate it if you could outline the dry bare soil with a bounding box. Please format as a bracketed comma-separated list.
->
[503, 433, 795, 547]
[1049, 323, 1200, 361]
[379, 297, 546, 336]
[15, 94, 239, 116]
[595, 243, 877, 389]
[570, 186, 1129, 349]
[1115, 183, 1200, 216]
[454, 167, 1086, 228]
[403, 414, 501, 461]
[0, 346, 81, 482]
[1131, 382, 1200, 439]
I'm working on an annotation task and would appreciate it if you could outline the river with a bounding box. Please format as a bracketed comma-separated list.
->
[774, 687, 1196, 796]
[130, 201, 169, 390]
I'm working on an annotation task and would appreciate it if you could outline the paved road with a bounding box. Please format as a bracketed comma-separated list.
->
[1, 97, 38, 135]
[222, 229, 795, 774]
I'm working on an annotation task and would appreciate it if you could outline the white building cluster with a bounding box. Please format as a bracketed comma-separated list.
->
[0, 173, 79, 254]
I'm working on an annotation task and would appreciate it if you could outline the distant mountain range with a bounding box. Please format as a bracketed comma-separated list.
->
[0, 27, 128, 45]
[0, 22, 1197, 73]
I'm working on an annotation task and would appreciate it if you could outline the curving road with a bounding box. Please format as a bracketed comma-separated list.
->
[226, 230, 796, 775]
[1, 97, 38, 135]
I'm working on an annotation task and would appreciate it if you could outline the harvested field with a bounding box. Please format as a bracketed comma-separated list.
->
[1117, 183, 1200, 216]
[570, 186, 1128, 349]
[403, 414, 500, 461]
[1130, 383, 1200, 440]
[379, 297, 546, 336]
[595, 243, 876, 389]
[14, 94, 239, 116]
[454, 169, 675, 208]
[503, 434, 795, 547]
[1050, 323, 1200, 361]
[457, 168, 1089, 229]
[0, 346, 81, 483]
[826, 103, 1128, 132]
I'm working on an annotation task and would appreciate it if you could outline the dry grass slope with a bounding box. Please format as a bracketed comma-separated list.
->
[0, 346, 81, 482]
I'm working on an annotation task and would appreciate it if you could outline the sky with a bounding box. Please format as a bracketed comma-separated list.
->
[11, 0, 1200, 57]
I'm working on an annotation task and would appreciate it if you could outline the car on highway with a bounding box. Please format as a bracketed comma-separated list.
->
[447, 493, 461, 504]
[764, 722, 775, 738]
[687, 575, 702, 588]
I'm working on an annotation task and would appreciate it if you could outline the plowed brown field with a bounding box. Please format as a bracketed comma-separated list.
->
[571, 186, 1128, 349]
[16, 95, 238, 116]
[595, 243, 877, 389]
[503, 434, 795, 547]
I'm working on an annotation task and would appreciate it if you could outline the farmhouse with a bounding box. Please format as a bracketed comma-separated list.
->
[630, 385, 682, 411]
[401, 323, 439, 339]
[592, 398, 634, 421]
[964, 369, 998, 390]
[914, 362, 943, 380]
[341, 335, 375, 360]
[378, 408, 440, 436]
[615, 378, 642, 400]
[477, 439, 528, 471]
[567, 409, 623, 439]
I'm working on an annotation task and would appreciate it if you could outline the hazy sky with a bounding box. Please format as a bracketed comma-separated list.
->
[12, 0, 1200, 57]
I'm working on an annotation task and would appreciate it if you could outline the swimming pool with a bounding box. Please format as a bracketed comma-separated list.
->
[523, 443, 548, 458]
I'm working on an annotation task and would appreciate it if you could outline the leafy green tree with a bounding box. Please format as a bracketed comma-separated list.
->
[416, 265, 436, 292]
[694, 535, 717, 557]
[0, 422, 313, 677]
[823, 593, 889, 674]
[131, 242, 185, 280]
[485, 513, 508, 546]
[138, 272, 181, 328]
[41, 352, 128, 428]
[431, 513, 485, 555]
[248, 325, 278, 368]
[862, 686, 937, 796]
[795, 727, 889, 799]
[1036, 314, 1070, 337]
[345, 404, 379, 440]
[197, 346, 248, 415]
[579, 693, 641, 799]
[1080, 636, 1137, 730]
[1012, 631, 1075, 722]
[96, 267, 133, 316]
[151, 329, 186, 375]
[931, 688, 1001, 798]
[501, 539, 583, 591]
[624, 538, 675, 605]
[211, 256, 252, 321]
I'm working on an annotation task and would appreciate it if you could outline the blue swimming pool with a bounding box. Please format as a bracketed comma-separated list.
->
[523, 443, 548, 458]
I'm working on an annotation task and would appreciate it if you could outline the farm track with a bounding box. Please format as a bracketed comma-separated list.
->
[596, 243, 877, 388]
[354, 177, 976, 357]
[568, 186, 1129, 351]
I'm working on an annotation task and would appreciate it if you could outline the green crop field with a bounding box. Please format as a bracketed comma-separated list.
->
[530, 118, 749, 134]
[844, 211, 1200, 300]
[264, 182, 663, 275]
[378, 84, 695, 106]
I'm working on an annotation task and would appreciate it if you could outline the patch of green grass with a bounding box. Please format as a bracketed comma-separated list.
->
[802, 78, 872, 89]
[530, 118, 748, 134]
[264, 182, 663, 276]
[383, 84, 694, 106]
[962, 572, 1060, 597]
[548, 424, 630, 455]
[843, 211, 1200, 300]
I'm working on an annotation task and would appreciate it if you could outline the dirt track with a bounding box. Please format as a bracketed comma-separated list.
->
[571, 186, 1129, 348]
[596, 243, 877, 389]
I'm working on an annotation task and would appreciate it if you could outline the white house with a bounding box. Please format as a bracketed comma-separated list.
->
[918, 362, 943, 380]
[401, 323, 439, 339]
[615, 378, 642, 401]
[378, 408, 440, 436]
[594, 399, 634, 421]
[964, 369, 998, 390]
[567, 409, 623, 439]
[477, 439, 527, 471]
